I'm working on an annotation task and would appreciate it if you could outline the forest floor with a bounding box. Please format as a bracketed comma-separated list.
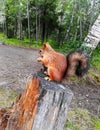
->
[0, 44, 100, 130]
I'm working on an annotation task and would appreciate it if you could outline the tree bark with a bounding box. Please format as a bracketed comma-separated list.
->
[81, 14, 100, 55]
[0, 72, 73, 130]
[74, 16, 80, 41]
[42, 10, 47, 43]
[89, 0, 95, 30]
[36, 8, 38, 41]
[17, 0, 23, 40]
[27, 0, 30, 40]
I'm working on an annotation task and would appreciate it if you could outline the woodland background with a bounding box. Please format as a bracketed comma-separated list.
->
[0, 0, 100, 49]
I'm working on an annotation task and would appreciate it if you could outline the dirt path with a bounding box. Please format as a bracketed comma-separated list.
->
[0, 44, 41, 92]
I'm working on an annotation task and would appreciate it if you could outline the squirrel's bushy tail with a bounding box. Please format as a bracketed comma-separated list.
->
[66, 51, 89, 77]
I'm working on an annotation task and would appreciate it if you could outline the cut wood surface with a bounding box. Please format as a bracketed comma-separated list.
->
[0, 72, 73, 130]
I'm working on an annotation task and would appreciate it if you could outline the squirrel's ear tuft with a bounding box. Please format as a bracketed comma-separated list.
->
[42, 42, 53, 51]
[42, 43, 47, 49]
[42, 43, 49, 50]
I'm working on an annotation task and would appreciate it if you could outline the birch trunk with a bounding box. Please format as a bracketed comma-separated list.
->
[81, 14, 100, 55]
[89, 0, 95, 30]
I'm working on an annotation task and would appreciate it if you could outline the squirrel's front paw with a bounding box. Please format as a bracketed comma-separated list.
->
[37, 57, 41, 62]
[44, 77, 49, 80]
[44, 77, 52, 81]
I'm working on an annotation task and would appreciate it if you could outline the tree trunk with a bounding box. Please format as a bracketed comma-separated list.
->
[0, 72, 73, 130]
[81, 14, 100, 55]
[38, 10, 41, 39]
[27, 0, 30, 40]
[63, 1, 77, 42]
[74, 16, 80, 41]
[89, 0, 95, 30]
[17, 0, 23, 40]
[42, 10, 46, 43]
[36, 8, 38, 41]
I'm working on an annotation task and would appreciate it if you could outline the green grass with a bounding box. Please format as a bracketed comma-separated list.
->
[90, 45, 100, 69]
[0, 33, 42, 48]
[65, 108, 100, 130]
[0, 33, 6, 43]
[0, 88, 18, 108]
[93, 118, 100, 130]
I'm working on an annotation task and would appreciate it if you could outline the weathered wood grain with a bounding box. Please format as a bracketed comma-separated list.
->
[32, 72, 73, 130]
[0, 72, 73, 130]
[5, 76, 40, 130]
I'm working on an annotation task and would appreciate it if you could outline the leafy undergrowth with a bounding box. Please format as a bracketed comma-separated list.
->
[90, 45, 100, 69]
[0, 33, 42, 48]
[88, 45, 100, 84]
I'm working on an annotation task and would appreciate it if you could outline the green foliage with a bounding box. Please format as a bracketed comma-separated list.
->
[0, 0, 99, 45]
[0, 33, 42, 48]
[0, 33, 6, 43]
[90, 45, 100, 69]
[65, 121, 75, 130]
[93, 118, 100, 130]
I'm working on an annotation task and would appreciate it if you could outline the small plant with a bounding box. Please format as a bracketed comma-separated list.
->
[92, 118, 100, 130]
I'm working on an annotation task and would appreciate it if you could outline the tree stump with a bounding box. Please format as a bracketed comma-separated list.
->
[0, 72, 73, 130]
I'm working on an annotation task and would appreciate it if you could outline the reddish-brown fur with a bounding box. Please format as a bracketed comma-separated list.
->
[37, 43, 89, 82]
[37, 43, 67, 81]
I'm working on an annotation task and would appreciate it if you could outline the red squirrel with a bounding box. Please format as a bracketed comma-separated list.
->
[37, 43, 89, 82]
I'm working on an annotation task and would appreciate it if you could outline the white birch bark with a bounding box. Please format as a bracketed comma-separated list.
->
[81, 14, 100, 55]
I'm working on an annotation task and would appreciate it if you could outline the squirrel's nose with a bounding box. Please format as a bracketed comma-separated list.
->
[39, 49, 42, 53]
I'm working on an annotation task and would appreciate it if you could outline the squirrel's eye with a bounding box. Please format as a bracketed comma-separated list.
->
[39, 49, 42, 53]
